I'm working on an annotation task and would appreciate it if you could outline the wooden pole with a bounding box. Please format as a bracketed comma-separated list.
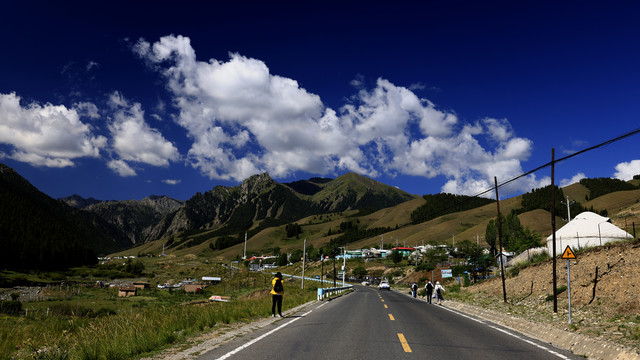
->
[494, 176, 507, 303]
[551, 148, 558, 313]
[302, 239, 306, 289]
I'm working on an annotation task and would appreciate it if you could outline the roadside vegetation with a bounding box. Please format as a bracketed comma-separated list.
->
[0, 268, 316, 360]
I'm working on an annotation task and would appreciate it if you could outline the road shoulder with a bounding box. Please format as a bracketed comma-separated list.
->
[445, 300, 640, 360]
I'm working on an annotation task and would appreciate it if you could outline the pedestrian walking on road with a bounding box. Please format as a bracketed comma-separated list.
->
[411, 282, 418, 298]
[271, 272, 284, 317]
[425, 281, 434, 304]
[434, 281, 445, 305]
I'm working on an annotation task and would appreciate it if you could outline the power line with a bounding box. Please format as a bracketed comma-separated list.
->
[414, 126, 640, 224]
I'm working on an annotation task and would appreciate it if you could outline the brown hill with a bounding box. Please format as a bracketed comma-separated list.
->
[461, 239, 640, 350]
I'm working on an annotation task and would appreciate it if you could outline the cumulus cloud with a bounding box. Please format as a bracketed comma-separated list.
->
[560, 172, 586, 187]
[162, 179, 181, 185]
[106, 92, 180, 173]
[107, 159, 136, 176]
[134, 35, 540, 196]
[0, 92, 106, 167]
[614, 160, 640, 181]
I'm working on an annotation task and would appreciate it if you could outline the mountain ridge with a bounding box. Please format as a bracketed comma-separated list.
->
[56, 171, 417, 250]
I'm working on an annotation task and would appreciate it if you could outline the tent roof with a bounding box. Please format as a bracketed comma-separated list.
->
[546, 211, 631, 241]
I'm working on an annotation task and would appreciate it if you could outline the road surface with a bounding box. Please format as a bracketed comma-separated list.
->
[197, 286, 582, 360]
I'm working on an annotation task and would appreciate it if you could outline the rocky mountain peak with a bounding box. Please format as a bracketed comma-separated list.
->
[241, 172, 276, 196]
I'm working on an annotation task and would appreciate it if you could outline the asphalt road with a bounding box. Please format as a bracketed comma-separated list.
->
[197, 286, 582, 360]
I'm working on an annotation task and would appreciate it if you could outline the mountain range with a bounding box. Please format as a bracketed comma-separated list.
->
[1, 162, 417, 268]
[3, 160, 639, 270]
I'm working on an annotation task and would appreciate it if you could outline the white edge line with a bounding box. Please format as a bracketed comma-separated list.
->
[215, 310, 313, 360]
[488, 325, 570, 360]
[439, 306, 569, 359]
[438, 305, 485, 324]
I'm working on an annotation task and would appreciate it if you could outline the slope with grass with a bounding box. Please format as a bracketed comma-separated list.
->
[456, 239, 640, 352]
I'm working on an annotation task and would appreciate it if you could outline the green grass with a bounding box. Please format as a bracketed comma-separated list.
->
[1, 272, 316, 360]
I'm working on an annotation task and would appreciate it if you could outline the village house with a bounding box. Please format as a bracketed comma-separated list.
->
[118, 286, 137, 297]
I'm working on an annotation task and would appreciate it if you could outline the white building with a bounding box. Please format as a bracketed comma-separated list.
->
[546, 212, 632, 255]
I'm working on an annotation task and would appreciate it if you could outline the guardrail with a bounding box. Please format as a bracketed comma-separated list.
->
[317, 285, 353, 300]
[272, 273, 354, 300]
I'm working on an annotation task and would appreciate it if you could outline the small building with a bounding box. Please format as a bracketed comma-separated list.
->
[495, 252, 514, 268]
[391, 247, 416, 257]
[202, 276, 222, 284]
[133, 281, 150, 289]
[118, 286, 137, 297]
[184, 284, 204, 293]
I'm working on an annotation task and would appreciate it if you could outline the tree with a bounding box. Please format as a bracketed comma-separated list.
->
[290, 249, 303, 264]
[124, 259, 145, 276]
[485, 218, 498, 256]
[276, 253, 288, 266]
[485, 213, 542, 255]
[390, 249, 403, 264]
[352, 266, 368, 277]
[285, 223, 302, 238]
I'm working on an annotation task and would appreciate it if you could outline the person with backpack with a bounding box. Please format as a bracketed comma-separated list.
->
[411, 282, 418, 298]
[434, 281, 445, 305]
[271, 272, 284, 317]
[425, 281, 434, 304]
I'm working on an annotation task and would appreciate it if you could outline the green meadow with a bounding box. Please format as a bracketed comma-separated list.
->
[0, 267, 318, 360]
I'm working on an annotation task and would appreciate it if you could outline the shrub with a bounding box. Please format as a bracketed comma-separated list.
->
[545, 285, 567, 302]
[0, 300, 22, 315]
[415, 262, 434, 272]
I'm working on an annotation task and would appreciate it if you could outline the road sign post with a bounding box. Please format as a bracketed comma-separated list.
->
[561, 245, 576, 324]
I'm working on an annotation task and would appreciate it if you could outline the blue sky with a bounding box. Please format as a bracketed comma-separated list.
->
[1, 1, 639, 201]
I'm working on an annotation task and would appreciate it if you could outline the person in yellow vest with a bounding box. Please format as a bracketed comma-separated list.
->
[271, 272, 284, 317]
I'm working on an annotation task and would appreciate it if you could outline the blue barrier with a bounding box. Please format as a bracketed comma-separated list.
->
[271, 273, 353, 300]
[317, 285, 353, 300]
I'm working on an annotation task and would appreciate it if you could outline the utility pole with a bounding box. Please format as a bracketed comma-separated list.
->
[321, 255, 324, 286]
[332, 248, 337, 288]
[551, 149, 558, 313]
[495, 176, 507, 303]
[452, 234, 455, 247]
[380, 234, 384, 250]
[243, 231, 247, 259]
[561, 196, 574, 222]
[302, 239, 306, 289]
[342, 247, 346, 286]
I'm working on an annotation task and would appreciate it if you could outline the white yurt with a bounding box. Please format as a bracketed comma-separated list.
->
[546, 211, 632, 255]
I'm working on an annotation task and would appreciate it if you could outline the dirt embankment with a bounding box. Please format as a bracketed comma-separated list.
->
[459, 239, 640, 351]
[468, 241, 640, 316]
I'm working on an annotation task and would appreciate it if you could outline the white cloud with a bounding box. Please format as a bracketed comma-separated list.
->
[0, 92, 106, 167]
[614, 160, 640, 181]
[560, 172, 586, 187]
[86, 61, 99, 72]
[135, 35, 539, 196]
[107, 159, 136, 176]
[162, 179, 181, 185]
[107, 92, 180, 170]
[484, 118, 513, 142]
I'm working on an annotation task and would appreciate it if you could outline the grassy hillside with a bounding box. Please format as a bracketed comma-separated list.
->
[562, 182, 590, 203]
[586, 188, 640, 233]
[113, 183, 640, 260]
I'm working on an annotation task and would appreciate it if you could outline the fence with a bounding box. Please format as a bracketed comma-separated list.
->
[316, 285, 354, 300]
[273, 273, 354, 300]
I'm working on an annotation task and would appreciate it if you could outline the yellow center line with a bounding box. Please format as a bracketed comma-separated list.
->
[388, 313, 395, 321]
[384, 304, 388, 309]
[397, 333, 412, 352]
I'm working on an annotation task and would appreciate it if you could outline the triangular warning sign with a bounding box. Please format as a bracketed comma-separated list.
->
[561, 245, 576, 259]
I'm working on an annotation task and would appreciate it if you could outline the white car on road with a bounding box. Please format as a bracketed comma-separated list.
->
[378, 280, 390, 290]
